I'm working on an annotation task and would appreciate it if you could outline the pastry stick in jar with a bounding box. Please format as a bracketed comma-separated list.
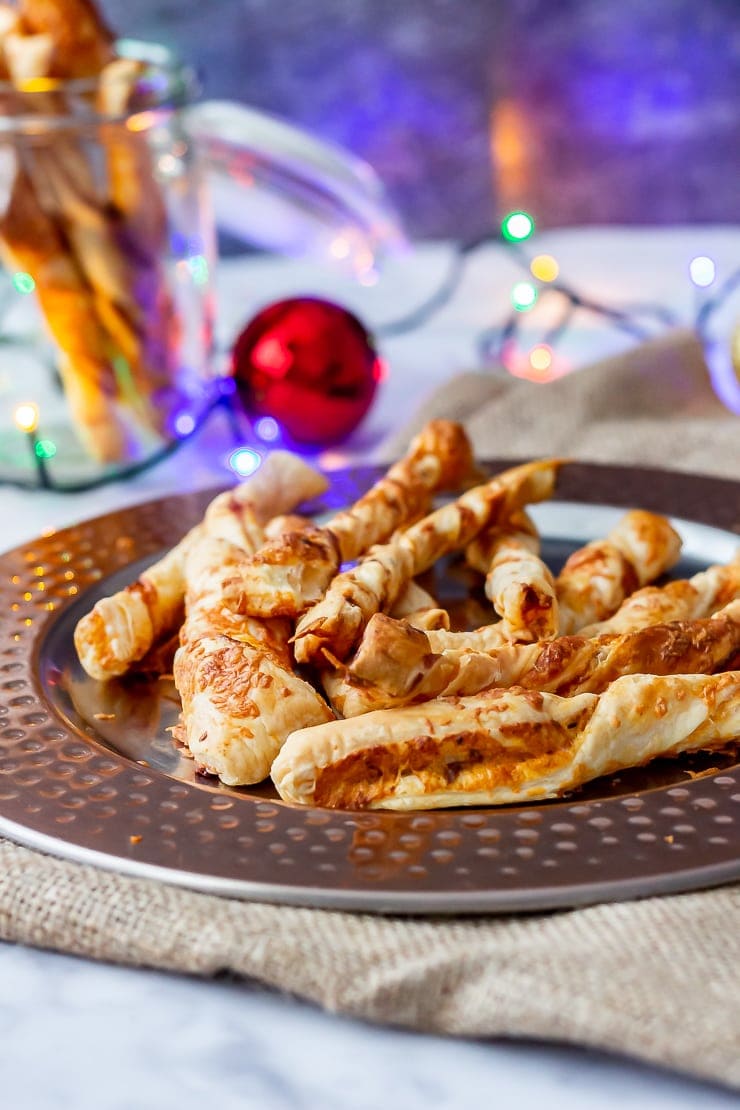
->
[96, 57, 170, 251]
[17, 0, 115, 79]
[96, 56, 181, 402]
[0, 17, 124, 451]
[0, 168, 127, 462]
[10, 3, 178, 429]
[74, 452, 328, 681]
[1, 26, 54, 82]
[273, 671, 740, 810]
[18, 95, 175, 424]
[556, 510, 682, 634]
[293, 458, 563, 666]
[466, 510, 558, 642]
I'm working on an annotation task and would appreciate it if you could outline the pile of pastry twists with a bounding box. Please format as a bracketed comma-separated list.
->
[75, 421, 740, 809]
[0, 0, 177, 461]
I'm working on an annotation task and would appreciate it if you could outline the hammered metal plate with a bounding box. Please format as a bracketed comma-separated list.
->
[1, 461, 739, 914]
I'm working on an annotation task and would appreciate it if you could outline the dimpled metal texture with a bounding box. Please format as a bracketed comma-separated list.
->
[0, 462, 739, 914]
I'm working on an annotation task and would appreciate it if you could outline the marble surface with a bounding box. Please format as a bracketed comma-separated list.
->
[98, 0, 740, 235]
[2, 231, 740, 1106]
[1, 944, 737, 1110]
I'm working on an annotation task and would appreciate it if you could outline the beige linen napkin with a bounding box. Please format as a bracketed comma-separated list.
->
[382, 328, 740, 477]
[1, 329, 739, 1088]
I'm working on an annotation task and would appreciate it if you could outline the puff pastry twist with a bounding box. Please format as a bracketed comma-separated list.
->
[466, 510, 558, 641]
[173, 533, 333, 786]
[212, 420, 478, 620]
[293, 458, 563, 666]
[74, 452, 327, 680]
[323, 600, 740, 716]
[273, 671, 740, 809]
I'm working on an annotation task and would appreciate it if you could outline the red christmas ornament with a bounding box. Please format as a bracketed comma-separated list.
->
[231, 297, 382, 446]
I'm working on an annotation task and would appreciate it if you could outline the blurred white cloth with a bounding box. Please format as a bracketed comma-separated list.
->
[3, 226, 740, 547]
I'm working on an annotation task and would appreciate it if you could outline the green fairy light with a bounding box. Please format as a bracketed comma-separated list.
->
[34, 439, 57, 460]
[13, 272, 36, 294]
[188, 254, 209, 285]
[501, 211, 535, 243]
[511, 280, 538, 311]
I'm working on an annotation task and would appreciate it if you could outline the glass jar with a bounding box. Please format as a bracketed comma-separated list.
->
[0, 41, 218, 486]
[0, 40, 404, 489]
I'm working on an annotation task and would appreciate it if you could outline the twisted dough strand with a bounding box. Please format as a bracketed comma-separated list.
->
[466, 511, 558, 641]
[556, 510, 682, 633]
[173, 533, 333, 786]
[294, 458, 563, 666]
[578, 553, 740, 637]
[74, 452, 327, 680]
[273, 671, 740, 809]
[324, 600, 740, 716]
[209, 420, 478, 620]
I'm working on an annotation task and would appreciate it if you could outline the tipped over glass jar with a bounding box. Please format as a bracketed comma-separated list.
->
[0, 38, 403, 489]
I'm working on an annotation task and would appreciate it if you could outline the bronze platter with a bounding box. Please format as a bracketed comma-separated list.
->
[0, 460, 739, 914]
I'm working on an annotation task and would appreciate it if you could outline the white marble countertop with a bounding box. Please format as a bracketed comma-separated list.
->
[2, 231, 739, 1108]
[2, 943, 737, 1110]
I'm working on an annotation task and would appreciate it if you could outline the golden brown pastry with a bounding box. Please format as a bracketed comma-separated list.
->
[390, 579, 438, 618]
[324, 600, 740, 716]
[0, 168, 128, 461]
[263, 514, 313, 541]
[578, 553, 740, 637]
[272, 670, 740, 809]
[556, 510, 682, 633]
[424, 623, 508, 653]
[212, 420, 477, 619]
[399, 608, 451, 632]
[18, 0, 115, 78]
[96, 57, 171, 248]
[293, 458, 563, 666]
[173, 535, 333, 786]
[0, 4, 19, 59]
[74, 452, 328, 680]
[320, 613, 505, 716]
[466, 510, 558, 641]
[329, 419, 478, 562]
[20, 67, 175, 427]
[2, 28, 54, 81]
[0, 1, 180, 452]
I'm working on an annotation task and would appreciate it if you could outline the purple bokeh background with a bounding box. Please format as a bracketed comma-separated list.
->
[101, 0, 740, 236]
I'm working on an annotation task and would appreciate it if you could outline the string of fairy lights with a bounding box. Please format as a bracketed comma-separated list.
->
[378, 210, 738, 382]
[5, 210, 740, 491]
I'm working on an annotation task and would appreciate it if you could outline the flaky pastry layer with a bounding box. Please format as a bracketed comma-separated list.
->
[74, 452, 327, 680]
[273, 672, 740, 809]
[173, 534, 333, 786]
[556, 510, 682, 634]
[324, 600, 740, 717]
[214, 420, 477, 620]
[293, 458, 564, 666]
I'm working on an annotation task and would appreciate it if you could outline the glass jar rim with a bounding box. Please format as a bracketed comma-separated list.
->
[0, 38, 197, 134]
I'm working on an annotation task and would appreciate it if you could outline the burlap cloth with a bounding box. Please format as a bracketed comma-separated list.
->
[381, 328, 740, 475]
[2, 329, 739, 1088]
